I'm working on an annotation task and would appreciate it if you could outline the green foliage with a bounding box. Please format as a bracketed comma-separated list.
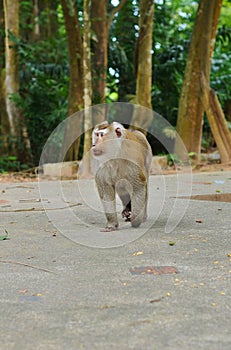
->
[108, 1, 138, 101]
[108, 0, 199, 125]
[211, 25, 231, 107]
[1, 0, 231, 167]
[18, 35, 69, 163]
[13, 1, 69, 164]
[0, 156, 20, 173]
[166, 153, 180, 166]
[151, 0, 198, 125]
[166, 152, 198, 166]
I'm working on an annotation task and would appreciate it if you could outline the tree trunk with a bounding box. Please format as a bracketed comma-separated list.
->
[91, 0, 127, 104]
[80, 0, 93, 178]
[131, 0, 154, 132]
[3, 0, 32, 163]
[175, 0, 223, 159]
[61, 0, 84, 161]
[33, 0, 40, 39]
[200, 73, 231, 163]
[83, 0, 92, 151]
[0, 0, 10, 154]
[91, 0, 108, 104]
[3, 0, 20, 141]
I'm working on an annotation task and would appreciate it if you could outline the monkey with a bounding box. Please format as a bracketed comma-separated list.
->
[91, 121, 152, 232]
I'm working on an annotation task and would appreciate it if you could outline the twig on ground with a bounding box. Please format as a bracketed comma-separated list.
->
[0, 259, 55, 274]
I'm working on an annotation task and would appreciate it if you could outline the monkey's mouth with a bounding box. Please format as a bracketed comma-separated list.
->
[92, 148, 103, 156]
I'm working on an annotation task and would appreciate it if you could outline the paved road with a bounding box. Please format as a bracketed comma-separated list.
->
[0, 171, 231, 349]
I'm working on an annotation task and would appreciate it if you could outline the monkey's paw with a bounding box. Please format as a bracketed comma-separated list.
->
[100, 225, 119, 232]
[122, 209, 131, 222]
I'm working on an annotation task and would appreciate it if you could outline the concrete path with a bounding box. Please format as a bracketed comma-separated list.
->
[0, 171, 231, 349]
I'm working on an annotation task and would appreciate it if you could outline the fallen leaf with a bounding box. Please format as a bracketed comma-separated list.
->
[0, 229, 8, 241]
[132, 251, 143, 256]
[19, 289, 28, 294]
[130, 266, 178, 275]
[99, 305, 115, 310]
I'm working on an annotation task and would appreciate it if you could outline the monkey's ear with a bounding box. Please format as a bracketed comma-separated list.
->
[115, 127, 122, 138]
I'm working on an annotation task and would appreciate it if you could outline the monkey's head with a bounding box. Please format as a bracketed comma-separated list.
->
[91, 121, 125, 160]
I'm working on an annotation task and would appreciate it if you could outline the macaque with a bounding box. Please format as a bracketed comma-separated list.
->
[91, 121, 152, 232]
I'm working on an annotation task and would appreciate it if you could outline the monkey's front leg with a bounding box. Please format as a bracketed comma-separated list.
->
[97, 183, 119, 232]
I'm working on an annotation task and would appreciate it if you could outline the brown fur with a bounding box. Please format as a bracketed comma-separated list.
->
[92, 121, 152, 232]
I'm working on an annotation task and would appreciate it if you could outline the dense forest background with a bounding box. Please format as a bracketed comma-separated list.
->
[0, 0, 231, 172]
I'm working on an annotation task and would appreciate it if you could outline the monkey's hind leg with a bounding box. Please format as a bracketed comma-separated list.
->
[130, 186, 147, 228]
[142, 189, 148, 223]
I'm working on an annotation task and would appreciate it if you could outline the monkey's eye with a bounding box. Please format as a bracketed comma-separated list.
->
[95, 132, 104, 138]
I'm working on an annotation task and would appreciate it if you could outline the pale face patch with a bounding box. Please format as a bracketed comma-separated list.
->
[92, 127, 108, 146]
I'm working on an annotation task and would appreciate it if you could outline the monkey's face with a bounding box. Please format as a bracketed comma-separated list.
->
[92, 129, 108, 157]
[91, 122, 124, 161]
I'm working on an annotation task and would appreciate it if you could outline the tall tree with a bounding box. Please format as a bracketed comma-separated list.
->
[135, 0, 154, 110]
[3, 0, 32, 162]
[80, 0, 93, 178]
[61, 0, 84, 161]
[3, 0, 20, 144]
[83, 0, 92, 120]
[131, 0, 154, 131]
[200, 73, 231, 163]
[83, 0, 92, 142]
[91, 0, 127, 104]
[175, 0, 223, 159]
[0, 0, 10, 154]
[91, 0, 107, 104]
